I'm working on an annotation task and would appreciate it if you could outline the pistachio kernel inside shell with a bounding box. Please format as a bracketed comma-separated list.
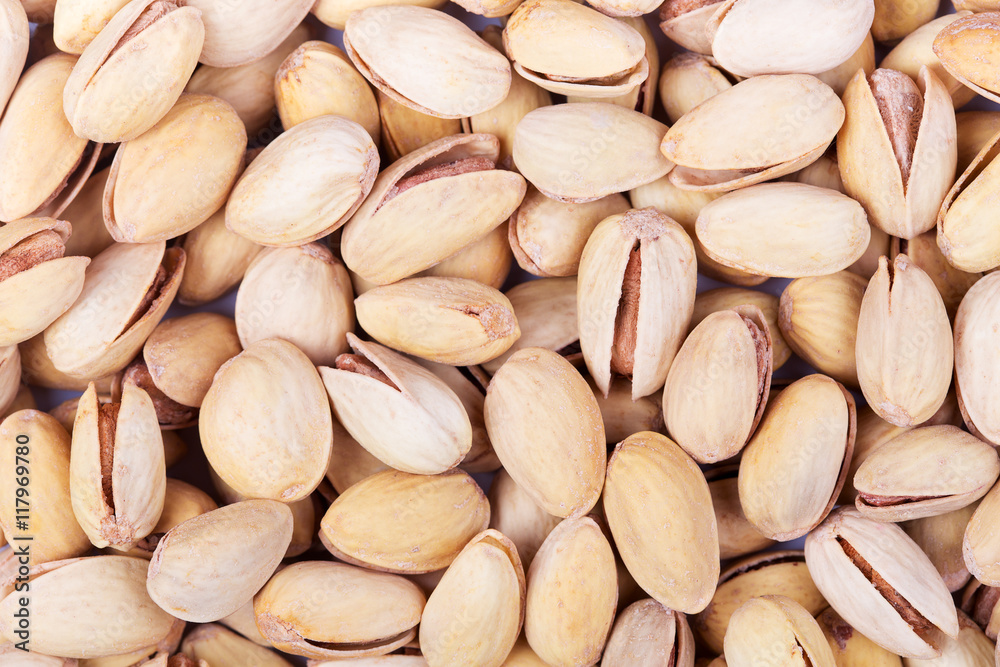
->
[0, 230, 66, 282]
[379, 156, 496, 210]
[968, 585, 1000, 630]
[857, 492, 941, 507]
[111, 0, 179, 58]
[869, 70, 923, 189]
[334, 353, 399, 390]
[122, 359, 198, 427]
[660, 0, 718, 21]
[98, 402, 121, 514]
[124, 263, 168, 332]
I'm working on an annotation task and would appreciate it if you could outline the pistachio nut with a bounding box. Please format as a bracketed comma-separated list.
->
[817, 607, 904, 667]
[524, 517, 617, 667]
[319, 468, 490, 574]
[706, 466, 776, 560]
[147, 499, 293, 622]
[603, 431, 719, 614]
[183, 0, 310, 68]
[181, 623, 292, 667]
[63, 0, 205, 143]
[0, 410, 90, 563]
[43, 242, 185, 381]
[906, 609, 994, 667]
[661, 75, 843, 192]
[955, 273, 1000, 446]
[484, 347, 605, 518]
[323, 414, 389, 495]
[0, 643, 79, 665]
[254, 561, 426, 660]
[53, 0, 132, 54]
[320, 334, 472, 475]
[377, 89, 463, 161]
[603, 601, 696, 667]
[591, 376, 664, 445]
[659, 0, 722, 55]
[739, 374, 855, 541]
[856, 254, 953, 427]
[0, 217, 90, 347]
[420, 530, 525, 667]
[0, 54, 100, 222]
[566, 16, 658, 114]
[707, 0, 873, 77]
[177, 205, 261, 307]
[513, 102, 673, 202]
[891, 232, 981, 320]
[658, 53, 733, 125]
[116, 357, 196, 429]
[416, 220, 513, 290]
[805, 507, 959, 659]
[778, 270, 867, 386]
[226, 115, 378, 246]
[126, 478, 218, 560]
[815, 32, 876, 96]
[0, 0, 26, 115]
[60, 166, 115, 259]
[723, 595, 837, 667]
[963, 476, 1000, 586]
[487, 468, 560, 571]
[344, 6, 510, 119]
[235, 244, 353, 367]
[508, 186, 630, 278]
[19, 333, 111, 392]
[690, 287, 789, 368]
[938, 126, 1000, 272]
[904, 505, 976, 597]
[200, 338, 332, 502]
[219, 598, 271, 647]
[956, 110, 1000, 174]
[696, 183, 870, 277]
[961, 580, 1000, 641]
[933, 13, 1000, 105]
[881, 13, 977, 108]
[872, 0, 938, 41]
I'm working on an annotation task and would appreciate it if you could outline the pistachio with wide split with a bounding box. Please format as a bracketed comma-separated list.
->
[723, 595, 837, 667]
[954, 273, 1000, 447]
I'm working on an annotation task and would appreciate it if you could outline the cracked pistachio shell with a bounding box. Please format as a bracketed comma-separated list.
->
[724, 595, 836, 667]
[147, 499, 293, 623]
[955, 273, 1000, 446]
[938, 127, 1000, 273]
[664, 305, 771, 464]
[319, 469, 490, 574]
[892, 232, 981, 320]
[911, 610, 994, 667]
[43, 242, 185, 381]
[226, 115, 378, 246]
[739, 374, 855, 541]
[60, 166, 115, 259]
[254, 561, 425, 660]
[236, 244, 353, 367]
[70, 381, 165, 550]
[503, 0, 647, 98]
[63, 0, 204, 143]
[484, 348, 605, 518]
[320, 334, 472, 475]
[855, 425, 998, 522]
[0, 218, 89, 346]
[579, 208, 697, 400]
[964, 477, 1000, 586]
[525, 517, 617, 667]
[344, 6, 510, 119]
[201, 339, 332, 502]
[694, 551, 826, 655]
[182, 623, 292, 667]
[856, 254, 953, 427]
[805, 507, 959, 660]
[691, 288, 789, 369]
[838, 67, 956, 240]
[0, 410, 90, 563]
[0, 0, 26, 114]
[903, 504, 977, 593]
[53, 0, 130, 53]
[0, 54, 100, 222]
[342, 133, 525, 286]
[602, 598, 696, 667]
[184, 0, 310, 68]
[420, 530, 525, 667]
[778, 270, 866, 387]
[956, 111, 1000, 174]
[513, 102, 673, 202]
[706, 466, 776, 560]
[817, 607, 903, 667]
[696, 183, 870, 278]
[882, 13, 976, 108]
[356, 277, 519, 366]
[658, 53, 732, 125]
[104, 94, 246, 243]
[659, 0, 722, 55]
[708, 0, 873, 77]
[487, 468, 560, 571]
[177, 205, 261, 307]
[0, 556, 176, 658]
[603, 431, 719, 614]
[934, 13, 1000, 105]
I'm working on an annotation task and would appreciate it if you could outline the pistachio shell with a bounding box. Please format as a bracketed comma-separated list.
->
[817, 607, 903, 667]
[903, 504, 977, 593]
[53, 0, 131, 54]
[60, 166, 115, 259]
[691, 288, 789, 369]
[815, 32, 875, 96]
[892, 232, 981, 321]
[871, 0, 937, 42]
[658, 53, 732, 126]
[964, 478, 1000, 586]
[707, 466, 776, 560]
[487, 469, 560, 571]
[181, 623, 293, 667]
[955, 273, 1000, 446]
[183, 0, 310, 68]
[956, 111, 1000, 175]
[591, 376, 664, 445]
[19, 333, 111, 392]
[0, 0, 27, 115]
[934, 13, 1000, 105]
[882, 13, 977, 108]
[177, 206, 261, 306]
[724, 595, 837, 667]
[378, 89, 462, 161]
[938, 127, 1000, 273]
[659, 0, 721, 55]
[125, 478, 218, 560]
[602, 599, 696, 667]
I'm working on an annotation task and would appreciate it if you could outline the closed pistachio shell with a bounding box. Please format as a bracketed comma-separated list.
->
[815, 32, 876, 96]
[602, 598, 696, 667]
[184, 0, 311, 68]
[565, 15, 657, 114]
[0, 0, 26, 116]
[18, 333, 111, 392]
[934, 13, 1000, 105]
[659, 0, 722, 55]
[378, 89, 462, 161]
[658, 53, 732, 125]
[903, 503, 977, 593]
[53, 0, 131, 54]
[691, 288, 789, 369]
[177, 205, 261, 307]
[724, 595, 837, 667]
[955, 273, 1000, 446]
[487, 468, 561, 571]
[938, 127, 1000, 273]
[817, 607, 903, 667]
[882, 13, 977, 108]
[706, 466, 776, 560]
[182, 623, 293, 667]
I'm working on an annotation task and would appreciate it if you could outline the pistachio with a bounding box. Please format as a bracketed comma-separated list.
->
[956, 111, 1000, 174]
[706, 465, 776, 560]
[177, 205, 261, 307]
[0, 0, 26, 115]
[891, 232, 981, 320]
[658, 0, 722, 55]
[186, 0, 311, 68]
[324, 415, 390, 495]
[955, 273, 1000, 446]
[903, 504, 977, 593]
[53, 0, 133, 54]
[908, 609, 995, 667]
[658, 53, 733, 125]
[59, 166, 115, 259]
[690, 288, 789, 368]
[0, 381, 34, 421]
[934, 12, 1000, 105]
[961, 580, 1000, 641]
[817, 607, 904, 667]
[882, 13, 977, 108]
[567, 16, 658, 114]
[126, 478, 218, 560]
[815, 32, 876, 96]
[591, 376, 664, 445]
[938, 125, 1000, 272]
[487, 468, 560, 571]
[871, 0, 938, 42]
[181, 623, 293, 667]
[19, 333, 111, 392]
[602, 598, 695, 667]
[723, 595, 837, 667]
[963, 477, 1000, 587]
[377, 89, 463, 161]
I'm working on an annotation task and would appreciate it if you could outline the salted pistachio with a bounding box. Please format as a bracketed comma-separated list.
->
[321, 334, 472, 474]
[891, 232, 980, 320]
[705, 466, 776, 560]
[177, 205, 261, 307]
[0, 54, 100, 222]
[815, 32, 876, 96]
[658, 53, 732, 125]
[664, 305, 771, 464]
[955, 273, 1000, 446]
[201, 339, 332, 502]
[254, 561, 425, 660]
[0, 0, 26, 116]
[661, 75, 843, 192]
[236, 244, 353, 367]
[724, 595, 836, 667]
[181, 624, 293, 667]
[871, 0, 937, 42]
[378, 89, 462, 161]
[882, 13, 976, 108]
[319, 468, 490, 574]
[274, 40, 379, 142]
[487, 468, 560, 571]
[503, 0, 647, 99]
[938, 126, 1000, 272]
[147, 499, 292, 623]
[591, 376, 664, 445]
[694, 551, 826, 655]
[697, 183, 870, 277]
[856, 254, 953, 427]
[740, 374, 855, 541]
[579, 208, 696, 399]
[934, 12, 1000, 105]
[63, 0, 204, 143]
[513, 102, 673, 202]
[60, 166, 115, 259]
[817, 607, 904, 667]
[485, 347, 605, 518]
[904, 503, 977, 593]
[345, 6, 510, 119]
[125, 479, 218, 560]
[956, 111, 1000, 175]
[0, 218, 90, 347]
[324, 415, 390, 494]
[805, 507, 959, 660]
[525, 517, 617, 667]
[509, 186, 630, 278]
[603, 599, 695, 667]
[604, 431, 719, 614]
[43, 242, 185, 381]
[53, 0, 130, 53]
[839, 67, 956, 240]
[0, 410, 90, 563]
[658, 0, 722, 55]
[707, 0, 873, 77]
[183, 0, 310, 68]
[779, 270, 866, 386]
[226, 115, 378, 246]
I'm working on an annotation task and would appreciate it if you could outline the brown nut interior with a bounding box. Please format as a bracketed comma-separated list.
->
[869, 69, 923, 189]
[0, 229, 65, 282]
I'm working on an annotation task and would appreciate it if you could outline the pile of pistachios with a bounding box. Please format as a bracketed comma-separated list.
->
[3, 0, 1000, 664]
